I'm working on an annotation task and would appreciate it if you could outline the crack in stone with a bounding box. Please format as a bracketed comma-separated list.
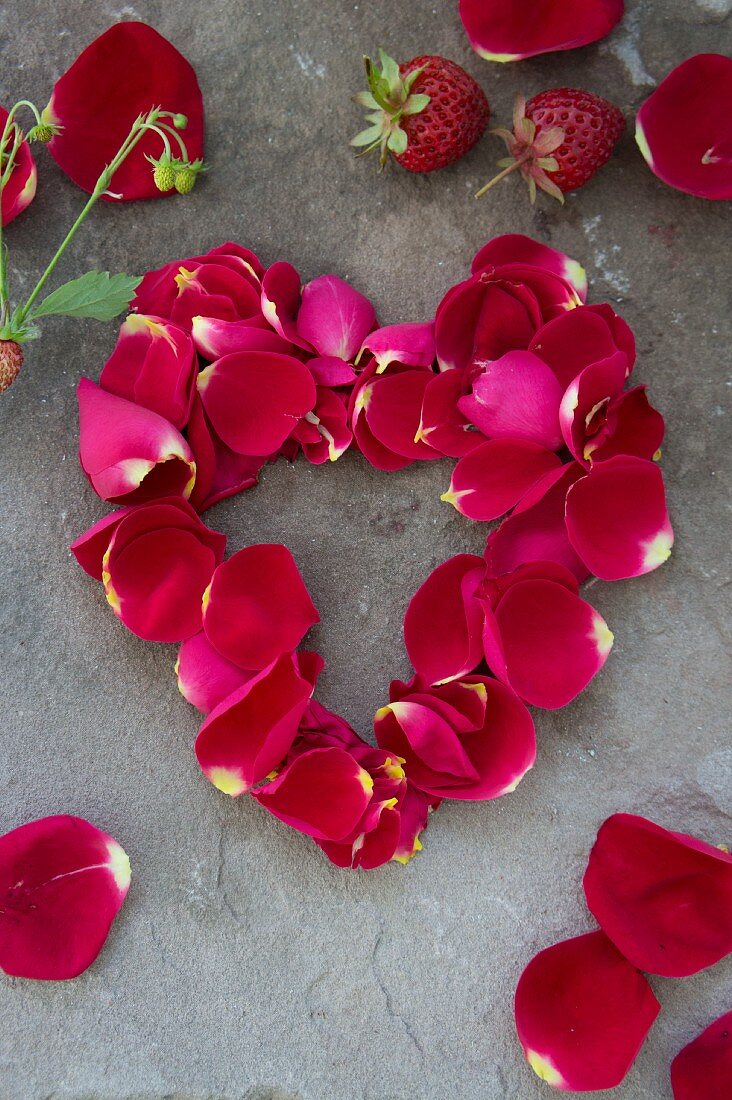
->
[371, 917, 425, 1061]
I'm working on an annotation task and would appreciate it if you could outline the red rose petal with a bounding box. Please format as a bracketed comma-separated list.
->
[459, 350, 564, 451]
[296, 274, 376, 361]
[636, 54, 732, 200]
[565, 455, 673, 580]
[489, 577, 613, 709]
[70, 511, 127, 580]
[558, 353, 628, 462]
[77, 379, 195, 505]
[362, 368, 439, 461]
[443, 438, 561, 521]
[252, 746, 374, 842]
[45, 22, 204, 201]
[584, 813, 732, 977]
[417, 369, 485, 458]
[589, 385, 665, 464]
[460, 0, 624, 62]
[671, 1011, 732, 1100]
[186, 395, 266, 513]
[176, 631, 254, 714]
[471, 235, 588, 300]
[100, 314, 197, 429]
[435, 275, 540, 371]
[103, 497, 226, 643]
[194, 653, 315, 796]
[191, 316, 292, 360]
[531, 304, 634, 391]
[515, 930, 660, 1092]
[0, 106, 36, 226]
[197, 350, 316, 456]
[0, 814, 130, 980]
[360, 322, 435, 371]
[202, 544, 319, 671]
[484, 462, 589, 581]
[404, 554, 486, 685]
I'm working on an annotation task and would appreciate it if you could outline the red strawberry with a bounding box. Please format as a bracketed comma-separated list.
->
[0, 340, 23, 394]
[352, 49, 490, 173]
[477, 89, 625, 202]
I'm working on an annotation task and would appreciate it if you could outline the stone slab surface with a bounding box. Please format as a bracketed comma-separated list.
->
[0, 1, 730, 1097]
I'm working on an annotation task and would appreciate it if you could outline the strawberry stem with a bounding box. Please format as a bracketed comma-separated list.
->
[475, 152, 531, 199]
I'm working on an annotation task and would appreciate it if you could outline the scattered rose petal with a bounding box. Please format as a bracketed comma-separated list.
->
[202, 544, 319, 670]
[360, 322, 436, 372]
[186, 395, 266, 512]
[565, 455, 673, 579]
[0, 814, 130, 980]
[99, 314, 197, 429]
[191, 315, 292, 360]
[443, 438, 561, 521]
[95, 497, 226, 642]
[293, 388, 352, 465]
[482, 572, 614, 708]
[376, 675, 536, 800]
[531, 304, 635, 390]
[260, 261, 311, 349]
[484, 462, 589, 581]
[583, 813, 732, 977]
[471, 234, 588, 301]
[197, 351, 316, 456]
[671, 1010, 732, 1100]
[77, 379, 195, 505]
[636, 54, 732, 200]
[460, 0, 625, 63]
[195, 653, 318, 796]
[417, 369, 485, 457]
[458, 350, 564, 450]
[404, 554, 486, 685]
[296, 274, 376, 361]
[45, 22, 204, 200]
[515, 930, 660, 1092]
[176, 631, 254, 714]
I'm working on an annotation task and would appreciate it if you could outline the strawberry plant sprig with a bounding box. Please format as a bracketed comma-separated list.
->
[0, 103, 206, 393]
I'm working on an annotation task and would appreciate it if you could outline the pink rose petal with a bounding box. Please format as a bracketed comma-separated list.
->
[459, 351, 564, 451]
[296, 274, 376, 361]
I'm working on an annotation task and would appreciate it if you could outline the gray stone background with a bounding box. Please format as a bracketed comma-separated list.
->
[1, 1, 730, 1097]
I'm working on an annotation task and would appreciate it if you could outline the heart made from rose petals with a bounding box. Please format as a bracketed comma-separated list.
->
[71, 233, 673, 872]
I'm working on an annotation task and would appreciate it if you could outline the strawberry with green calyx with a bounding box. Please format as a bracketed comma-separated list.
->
[477, 89, 625, 203]
[352, 49, 490, 173]
[174, 158, 206, 194]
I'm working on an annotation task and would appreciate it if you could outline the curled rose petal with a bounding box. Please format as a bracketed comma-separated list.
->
[99, 314, 197, 429]
[260, 261, 311, 349]
[376, 675, 535, 800]
[100, 497, 226, 643]
[133, 244, 263, 326]
[197, 351, 316, 456]
[471, 235, 588, 301]
[587, 385, 665, 464]
[435, 273, 540, 372]
[360, 322, 436, 372]
[296, 275, 376, 361]
[293, 388, 352, 465]
[191, 315, 292, 360]
[194, 653, 317, 796]
[484, 462, 589, 582]
[417, 369, 485, 458]
[358, 368, 440, 462]
[558, 353, 628, 462]
[0, 814, 130, 980]
[482, 575, 613, 709]
[636, 54, 732, 200]
[583, 813, 732, 978]
[442, 439, 561, 521]
[404, 554, 486, 685]
[77, 379, 195, 504]
[45, 22, 204, 201]
[0, 106, 37, 226]
[306, 356, 357, 387]
[186, 395, 266, 513]
[671, 1011, 732, 1100]
[71, 511, 127, 580]
[459, 351, 564, 451]
[565, 455, 673, 580]
[460, 0, 624, 63]
[531, 304, 635, 390]
[252, 746, 374, 841]
[202, 544, 319, 671]
[176, 631, 253, 714]
[515, 930, 660, 1092]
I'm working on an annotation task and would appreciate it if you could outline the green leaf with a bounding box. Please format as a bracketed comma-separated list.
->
[28, 271, 142, 322]
[403, 94, 430, 116]
[351, 124, 384, 148]
[387, 127, 408, 155]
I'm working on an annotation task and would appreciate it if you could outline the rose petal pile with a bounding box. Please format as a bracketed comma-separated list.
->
[71, 234, 673, 872]
[515, 813, 732, 1090]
